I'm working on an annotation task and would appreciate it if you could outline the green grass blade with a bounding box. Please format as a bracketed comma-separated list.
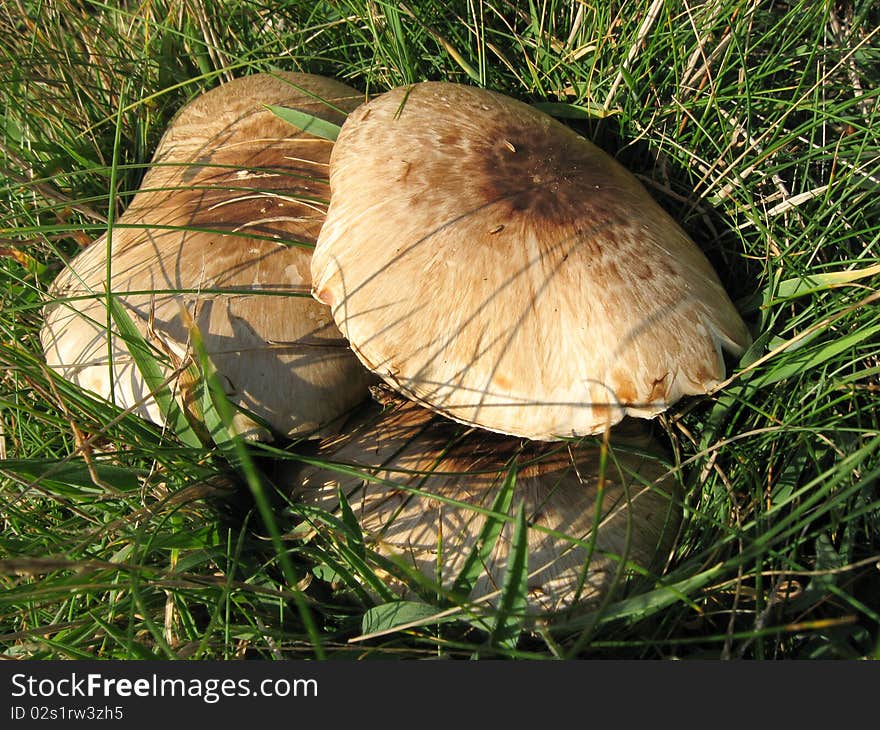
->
[0, 458, 143, 493]
[489, 502, 529, 651]
[765, 263, 880, 305]
[3, 0, 878, 661]
[265, 105, 341, 141]
[336, 487, 367, 560]
[756, 322, 880, 387]
[184, 318, 326, 659]
[105, 296, 203, 448]
[451, 463, 518, 600]
[88, 611, 163, 660]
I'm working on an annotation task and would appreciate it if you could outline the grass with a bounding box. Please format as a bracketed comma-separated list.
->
[1, 0, 878, 660]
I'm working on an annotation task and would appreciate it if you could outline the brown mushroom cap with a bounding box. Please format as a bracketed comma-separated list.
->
[288, 396, 681, 618]
[311, 82, 751, 440]
[41, 72, 375, 439]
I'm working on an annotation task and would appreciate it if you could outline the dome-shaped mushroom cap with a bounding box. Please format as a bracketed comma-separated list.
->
[41, 72, 375, 439]
[312, 81, 751, 441]
[288, 396, 681, 618]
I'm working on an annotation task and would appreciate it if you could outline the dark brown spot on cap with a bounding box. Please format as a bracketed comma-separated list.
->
[473, 117, 624, 231]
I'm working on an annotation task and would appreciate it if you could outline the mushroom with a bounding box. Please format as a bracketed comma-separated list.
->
[41, 72, 375, 439]
[288, 393, 681, 617]
[311, 82, 751, 440]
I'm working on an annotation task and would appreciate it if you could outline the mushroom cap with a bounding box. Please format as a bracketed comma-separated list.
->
[311, 81, 751, 440]
[41, 72, 375, 439]
[288, 396, 681, 618]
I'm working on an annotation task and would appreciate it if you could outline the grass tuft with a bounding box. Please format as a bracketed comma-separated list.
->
[1, 0, 878, 659]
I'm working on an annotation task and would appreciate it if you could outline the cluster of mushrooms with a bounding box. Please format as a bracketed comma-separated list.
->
[41, 72, 750, 620]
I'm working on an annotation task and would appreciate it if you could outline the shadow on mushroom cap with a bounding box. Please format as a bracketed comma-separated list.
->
[285, 396, 682, 621]
[312, 81, 752, 440]
[41, 72, 376, 440]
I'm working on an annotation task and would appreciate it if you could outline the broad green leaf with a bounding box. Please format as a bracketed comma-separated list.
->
[312, 563, 343, 583]
[361, 600, 454, 635]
